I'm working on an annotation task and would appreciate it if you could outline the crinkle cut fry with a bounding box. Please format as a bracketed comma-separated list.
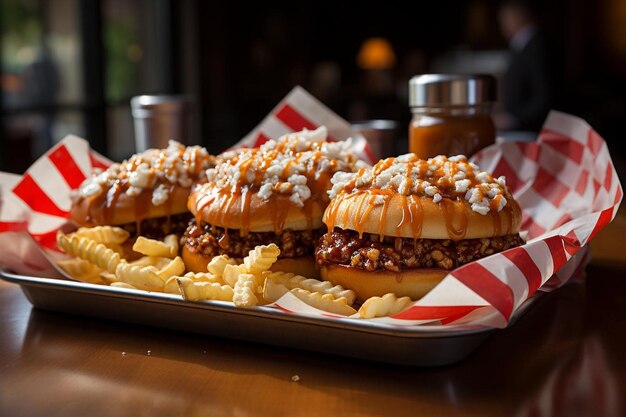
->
[243, 243, 280, 274]
[74, 226, 130, 244]
[177, 277, 234, 301]
[57, 233, 121, 274]
[263, 271, 356, 305]
[358, 293, 413, 318]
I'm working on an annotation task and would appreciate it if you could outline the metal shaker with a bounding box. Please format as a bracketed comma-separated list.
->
[131, 95, 192, 151]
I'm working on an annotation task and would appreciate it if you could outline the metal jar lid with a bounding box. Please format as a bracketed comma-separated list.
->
[131, 95, 192, 118]
[409, 74, 496, 107]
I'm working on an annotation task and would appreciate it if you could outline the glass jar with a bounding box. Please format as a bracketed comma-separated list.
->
[409, 74, 496, 159]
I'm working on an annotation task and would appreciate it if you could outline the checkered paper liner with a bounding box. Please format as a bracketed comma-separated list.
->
[0, 87, 622, 328]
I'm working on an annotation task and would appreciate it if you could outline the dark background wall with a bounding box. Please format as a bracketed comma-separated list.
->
[1, 0, 625, 174]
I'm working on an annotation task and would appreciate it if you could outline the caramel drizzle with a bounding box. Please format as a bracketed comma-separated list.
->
[440, 198, 468, 240]
[197, 139, 351, 236]
[84, 145, 212, 228]
[324, 188, 432, 239]
[133, 189, 153, 235]
[378, 193, 391, 239]
[353, 193, 373, 238]
[240, 187, 252, 235]
[324, 154, 519, 240]
[325, 187, 522, 241]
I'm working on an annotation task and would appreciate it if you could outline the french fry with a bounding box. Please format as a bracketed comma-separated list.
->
[262, 278, 290, 302]
[110, 282, 138, 290]
[263, 271, 356, 305]
[164, 276, 181, 294]
[157, 256, 185, 279]
[289, 288, 356, 316]
[132, 236, 177, 258]
[163, 234, 179, 256]
[263, 279, 356, 315]
[129, 256, 172, 269]
[57, 233, 121, 274]
[74, 226, 130, 245]
[177, 277, 234, 301]
[358, 293, 413, 319]
[243, 243, 280, 274]
[115, 262, 165, 291]
[100, 271, 118, 284]
[207, 255, 237, 277]
[182, 271, 221, 284]
[233, 274, 259, 307]
[222, 263, 246, 287]
[165, 272, 219, 294]
[56, 258, 106, 284]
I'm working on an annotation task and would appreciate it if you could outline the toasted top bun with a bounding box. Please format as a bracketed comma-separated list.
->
[324, 154, 522, 240]
[191, 127, 361, 234]
[71, 184, 191, 226]
[70, 140, 215, 226]
[188, 184, 327, 232]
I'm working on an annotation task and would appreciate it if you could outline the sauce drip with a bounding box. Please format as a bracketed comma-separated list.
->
[194, 134, 359, 236]
[133, 190, 153, 235]
[441, 198, 468, 239]
[80, 142, 214, 229]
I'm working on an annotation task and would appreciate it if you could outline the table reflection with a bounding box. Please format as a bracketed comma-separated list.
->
[0, 275, 615, 417]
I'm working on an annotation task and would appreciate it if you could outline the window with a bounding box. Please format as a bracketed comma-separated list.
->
[0, 0, 182, 173]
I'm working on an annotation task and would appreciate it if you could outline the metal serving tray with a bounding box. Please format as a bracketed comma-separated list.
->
[0, 269, 535, 366]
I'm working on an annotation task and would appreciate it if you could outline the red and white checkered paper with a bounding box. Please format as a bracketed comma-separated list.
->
[0, 88, 622, 328]
[239, 86, 376, 163]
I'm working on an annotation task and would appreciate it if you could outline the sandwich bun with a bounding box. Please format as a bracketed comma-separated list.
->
[71, 184, 191, 227]
[188, 185, 326, 233]
[320, 264, 446, 302]
[182, 245, 319, 278]
[324, 191, 521, 240]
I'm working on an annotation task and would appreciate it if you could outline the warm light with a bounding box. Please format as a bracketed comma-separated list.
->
[127, 44, 143, 62]
[356, 37, 396, 70]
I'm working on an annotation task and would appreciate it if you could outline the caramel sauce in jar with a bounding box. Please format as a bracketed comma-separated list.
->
[409, 105, 495, 158]
[408, 74, 496, 159]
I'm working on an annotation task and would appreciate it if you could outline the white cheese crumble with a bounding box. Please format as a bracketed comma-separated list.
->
[208, 128, 360, 207]
[75, 140, 214, 206]
[328, 154, 512, 215]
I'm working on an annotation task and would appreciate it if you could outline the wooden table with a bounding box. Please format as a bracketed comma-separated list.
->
[1, 220, 625, 416]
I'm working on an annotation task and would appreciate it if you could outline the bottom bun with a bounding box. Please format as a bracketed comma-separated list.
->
[319, 265, 447, 302]
[182, 245, 319, 278]
[270, 257, 319, 279]
[182, 246, 213, 273]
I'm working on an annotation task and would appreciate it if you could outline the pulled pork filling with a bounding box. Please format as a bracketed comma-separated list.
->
[315, 228, 524, 272]
[119, 212, 192, 240]
[182, 220, 325, 259]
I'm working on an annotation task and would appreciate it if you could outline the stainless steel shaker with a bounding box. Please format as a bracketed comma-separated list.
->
[131, 95, 192, 151]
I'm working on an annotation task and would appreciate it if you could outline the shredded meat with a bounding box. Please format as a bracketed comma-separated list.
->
[119, 212, 192, 240]
[181, 221, 324, 259]
[315, 228, 524, 272]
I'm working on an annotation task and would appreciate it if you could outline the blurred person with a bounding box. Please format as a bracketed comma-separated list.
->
[13, 42, 61, 157]
[496, 0, 552, 135]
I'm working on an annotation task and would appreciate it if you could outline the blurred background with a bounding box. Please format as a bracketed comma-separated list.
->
[1, 0, 625, 177]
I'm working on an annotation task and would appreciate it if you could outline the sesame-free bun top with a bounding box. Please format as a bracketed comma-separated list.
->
[71, 141, 216, 226]
[323, 154, 522, 240]
[189, 127, 362, 234]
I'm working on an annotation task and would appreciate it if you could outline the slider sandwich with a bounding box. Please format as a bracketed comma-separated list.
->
[181, 127, 363, 277]
[70, 141, 216, 255]
[316, 154, 523, 301]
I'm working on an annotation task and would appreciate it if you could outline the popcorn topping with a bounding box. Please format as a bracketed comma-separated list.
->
[75, 140, 215, 206]
[329, 154, 513, 215]
[205, 127, 360, 207]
